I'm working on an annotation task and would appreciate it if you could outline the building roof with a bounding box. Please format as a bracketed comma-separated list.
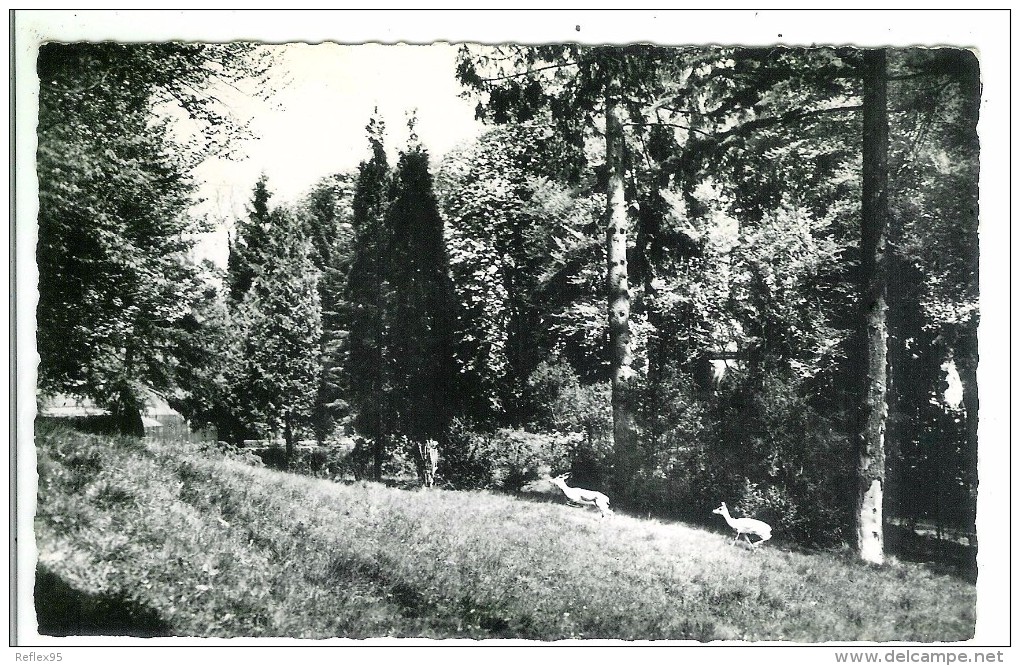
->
[37, 389, 183, 420]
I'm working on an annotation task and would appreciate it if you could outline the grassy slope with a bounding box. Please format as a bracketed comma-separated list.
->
[33, 424, 976, 641]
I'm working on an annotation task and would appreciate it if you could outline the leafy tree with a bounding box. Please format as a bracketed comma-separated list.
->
[167, 272, 247, 445]
[457, 45, 704, 490]
[35, 42, 266, 434]
[884, 48, 980, 536]
[435, 123, 596, 424]
[36, 42, 270, 434]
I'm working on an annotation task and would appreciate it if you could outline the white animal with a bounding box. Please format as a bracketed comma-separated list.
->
[713, 502, 772, 548]
[550, 473, 614, 518]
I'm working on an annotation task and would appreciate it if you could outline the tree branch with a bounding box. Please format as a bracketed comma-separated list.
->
[707, 104, 864, 143]
[624, 121, 713, 138]
[477, 61, 580, 83]
[887, 71, 933, 82]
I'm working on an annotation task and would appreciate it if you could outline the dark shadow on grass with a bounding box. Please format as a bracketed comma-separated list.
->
[35, 565, 172, 637]
[886, 524, 977, 583]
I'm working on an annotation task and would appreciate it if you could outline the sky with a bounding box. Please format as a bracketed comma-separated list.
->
[186, 43, 486, 265]
[192, 42, 485, 221]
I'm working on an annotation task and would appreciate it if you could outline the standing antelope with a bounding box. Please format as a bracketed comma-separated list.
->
[550, 473, 614, 518]
[713, 502, 772, 548]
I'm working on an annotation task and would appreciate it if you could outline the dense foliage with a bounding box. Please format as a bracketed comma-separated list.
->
[36, 44, 979, 552]
[36, 42, 269, 433]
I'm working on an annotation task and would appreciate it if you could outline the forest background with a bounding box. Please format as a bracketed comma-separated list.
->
[13, 9, 1011, 646]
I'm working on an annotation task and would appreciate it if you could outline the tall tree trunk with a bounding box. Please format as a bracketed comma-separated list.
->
[114, 343, 145, 438]
[605, 83, 639, 488]
[857, 48, 890, 565]
[373, 413, 384, 482]
[284, 413, 294, 468]
[956, 322, 979, 528]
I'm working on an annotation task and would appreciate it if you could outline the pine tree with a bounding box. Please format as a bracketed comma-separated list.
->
[227, 174, 273, 303]
[384, 134, 459, 478]
[344, 113, 393, 480]
[240, 209, 323, 463]
[297, 173, 357, 444]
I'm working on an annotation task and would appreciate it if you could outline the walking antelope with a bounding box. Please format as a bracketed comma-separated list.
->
[713, 502, 772, 548]
[550, 473, 614, 518]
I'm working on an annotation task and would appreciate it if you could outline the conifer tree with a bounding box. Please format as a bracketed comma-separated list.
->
[298, 173, 357, 444]
[240, 208, 323, 463]
[227, 174, 273, 304]
[384, 124, 459, 476]
[344, 113, 393, 480]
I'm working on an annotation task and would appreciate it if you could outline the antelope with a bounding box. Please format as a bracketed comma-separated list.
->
[713, 502, 772, 548]
[549, 473, 614, 518]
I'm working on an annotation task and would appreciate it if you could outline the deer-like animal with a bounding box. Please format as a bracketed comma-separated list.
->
[713, 502, 772, 548]
[550, 473, 614, 518]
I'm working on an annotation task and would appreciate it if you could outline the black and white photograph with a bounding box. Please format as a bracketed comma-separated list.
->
[12, 8, 1010, 656]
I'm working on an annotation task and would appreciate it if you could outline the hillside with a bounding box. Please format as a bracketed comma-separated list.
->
[32, 424, 976, 641]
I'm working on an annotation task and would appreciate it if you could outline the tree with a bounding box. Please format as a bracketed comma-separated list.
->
[435, 123, 590, 425]
[456, 45, 700, 490]
[227, 174, 273, 303]
[456, 46, 850, 489]
[168, 271, 246, 445]
[239, 208, 323, 463]
[344, 114, 393, 480]
[856, 48, 890, 564]
[602, 68, 642, 479]
[384, 133, 459, 480]
[294, 172, 358, 444]
[36, 42, 269, 434]
[882, 48, 980, 537]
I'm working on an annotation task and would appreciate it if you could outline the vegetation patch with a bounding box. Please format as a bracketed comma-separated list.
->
[34, 424, 975, 641]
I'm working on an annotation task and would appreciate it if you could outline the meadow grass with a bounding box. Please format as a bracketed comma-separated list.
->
[33, 423, 976, 641]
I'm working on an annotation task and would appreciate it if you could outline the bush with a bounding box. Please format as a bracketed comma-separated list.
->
[697, 366, 853, 546]
[439, 421, 574, 493]
[489, 429, 569, 492]
[625, 362, 853, 547]
[253, 444, 351, 480]
[439, 419, 493, 490]
[524, 356, 612, 447]
[521, 357, 614, 488]
[614, 369, 711, 517]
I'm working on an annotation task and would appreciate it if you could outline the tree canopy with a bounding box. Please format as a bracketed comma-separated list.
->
[34, 42, 980, 559]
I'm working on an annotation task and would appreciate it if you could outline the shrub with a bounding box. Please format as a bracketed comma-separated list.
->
[625, 362, 853, 547]
[621, 369, 711, 517]
[521, 357, 613, 489]
[342, 437, 375, 481]
[438, 421, 574, 493]
[207, 440, 265, 468]
[488, 429, 568, 492]
[253, 444, 353, 480]
[524, 356, 612, 447]
[438, 418, 492, 490]
[698, 365, 854, 546]
[388, 439, 425, 483]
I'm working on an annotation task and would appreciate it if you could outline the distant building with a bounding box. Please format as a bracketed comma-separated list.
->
[37, 390, 215, 442]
